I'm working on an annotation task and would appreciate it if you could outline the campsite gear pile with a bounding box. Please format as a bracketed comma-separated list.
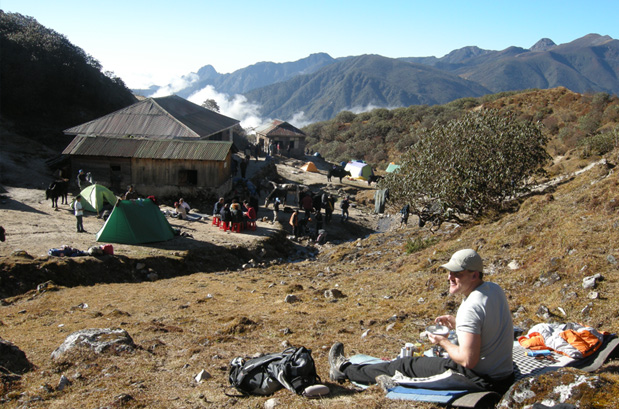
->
[228, 346, 327, 398]
[48, 245, 86, 257]
[518, 322, 607, 358]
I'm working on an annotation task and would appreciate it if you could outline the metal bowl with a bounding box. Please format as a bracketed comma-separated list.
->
[426, 324, 449, 336]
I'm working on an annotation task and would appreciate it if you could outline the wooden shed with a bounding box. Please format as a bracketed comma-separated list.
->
[62, 136, 233, 197]
[63, 95, 240, 197]
[255, 120, 306, 158]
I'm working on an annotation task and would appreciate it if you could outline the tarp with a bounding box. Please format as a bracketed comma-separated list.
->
[300, 161, 318, 172]
[79, 184, 118, 212]
[96, 199, 175, 244]
[386, 163, 401, 173]
[345, 161, 374, 180]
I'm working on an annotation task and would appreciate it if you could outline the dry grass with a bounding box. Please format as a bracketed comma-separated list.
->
[3, 153, 619, 408]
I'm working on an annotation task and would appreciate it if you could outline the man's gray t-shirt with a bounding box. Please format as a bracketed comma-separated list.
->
[456, 281, 513, 379]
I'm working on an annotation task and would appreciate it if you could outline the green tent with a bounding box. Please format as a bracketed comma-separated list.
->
[96, 199, 175, 244]
[79, 184, 118, 213]
[386, 163, 401, 173]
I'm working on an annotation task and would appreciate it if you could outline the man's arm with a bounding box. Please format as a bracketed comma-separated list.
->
[429, 331, 481, 369]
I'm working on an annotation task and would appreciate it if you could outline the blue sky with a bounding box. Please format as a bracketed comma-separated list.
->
[3, 0, 619, 90]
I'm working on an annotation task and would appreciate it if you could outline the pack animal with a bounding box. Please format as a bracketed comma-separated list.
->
[367, 174, 384, 185]
[264, 187, 289, 208]
[327, 168, 351, 183]
[45, 179, 69, 209]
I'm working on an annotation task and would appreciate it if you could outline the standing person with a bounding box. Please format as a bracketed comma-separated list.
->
[312, 210, 323, 237]
[328, 249, 514, 394]
[273, 197, 281, 223]
[289, 209, 299, 237]
[231, 158, 238, 176]
[75, 195, 85, 233]
[340, 196, 350, 222]
[301, 191, 314, 219]
[124, 185, 138, 200]
[400, 204, 410, 228]
[323, 193, 334, 224]
[76, 169, 89, 190]
[240, 157, 248, 179]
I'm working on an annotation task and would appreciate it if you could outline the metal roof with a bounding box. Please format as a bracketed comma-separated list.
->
[62, 135, 232, 161]
[255, 120, 306, 138]
[63, 95, 240, 140]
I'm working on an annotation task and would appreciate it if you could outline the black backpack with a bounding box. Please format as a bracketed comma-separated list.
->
[228, 346, 321, 396]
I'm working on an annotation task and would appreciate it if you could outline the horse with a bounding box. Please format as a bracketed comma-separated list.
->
[264, 188, 288, 208]
[327, 167, 351, 183]
[45, 179, 69, 209]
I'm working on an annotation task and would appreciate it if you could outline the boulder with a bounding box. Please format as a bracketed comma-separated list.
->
[51, 328, 136, 361]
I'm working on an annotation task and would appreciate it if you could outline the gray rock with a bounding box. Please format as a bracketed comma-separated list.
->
[284, 294, 299, 303]
[56, 374, 71, 391]
[136, 263, 146, 270]
[51, 328, 136, 361]
[324, 289, 345, 299]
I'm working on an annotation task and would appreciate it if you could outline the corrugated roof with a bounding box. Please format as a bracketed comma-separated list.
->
[62, 135, 232, 161]
[255, 119, 306, 138]
[64, 95, 239, 139]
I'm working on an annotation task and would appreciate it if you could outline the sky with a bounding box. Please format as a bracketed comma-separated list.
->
[3, 0, 619, 128]
[4, 0, 619, 89]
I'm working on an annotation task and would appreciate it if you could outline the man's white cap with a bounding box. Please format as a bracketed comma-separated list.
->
[441, 249, 483, 272]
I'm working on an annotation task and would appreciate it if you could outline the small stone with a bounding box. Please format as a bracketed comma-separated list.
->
[147, 272, 158, 281]
[57, 375, 71, 391]
[136, 263, 146, 270]
[324, 289, 345, 299]
[583, 273, 602, 289]
[264, 398, 280, 409]
[607, 255, 617, 264]
[284, 294, 299, 303]
[361, 329, 370, 338]
[508, 260, 520, 270]
[386, 323, 396, 332]
[588, 291, 599, 299]
[194, 369, 211, 383]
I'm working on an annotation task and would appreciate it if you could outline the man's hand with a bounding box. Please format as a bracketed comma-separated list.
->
[434, 315, 456, 330]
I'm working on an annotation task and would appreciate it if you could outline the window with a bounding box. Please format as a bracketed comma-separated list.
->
[178, 170, 198, 186]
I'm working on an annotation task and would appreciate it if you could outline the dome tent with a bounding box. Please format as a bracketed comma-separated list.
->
[96, 199, 174, 244]
[300, 162, 319, 172]
[75, 184, 118, 213]
[344, 161, 374, 181]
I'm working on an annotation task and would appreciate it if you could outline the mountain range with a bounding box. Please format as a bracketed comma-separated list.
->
[135, 34, 619, 123]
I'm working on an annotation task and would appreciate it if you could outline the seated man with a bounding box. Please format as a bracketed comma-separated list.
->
[242, 200, 257, 228]
[329, 249, 514, 394]
[213, 197, 225, 217]
[173, 202, 188, 220]
[179, 198, 191, 214]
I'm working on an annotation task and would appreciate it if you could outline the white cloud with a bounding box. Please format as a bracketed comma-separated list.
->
[187, 85, 265, 130]
[151, 73, 200, 97]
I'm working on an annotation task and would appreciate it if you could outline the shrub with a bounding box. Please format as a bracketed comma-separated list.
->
[380, 109, 551, 223]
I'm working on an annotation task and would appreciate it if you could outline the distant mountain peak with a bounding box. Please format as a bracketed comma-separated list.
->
[530, 38, 556, 52]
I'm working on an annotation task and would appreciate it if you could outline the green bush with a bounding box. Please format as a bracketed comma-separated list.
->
[380, 109, 551, 222]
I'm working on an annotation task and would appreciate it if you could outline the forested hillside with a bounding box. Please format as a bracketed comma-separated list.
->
[302, 88, 619, 170]
[0, 11, 136, 149]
